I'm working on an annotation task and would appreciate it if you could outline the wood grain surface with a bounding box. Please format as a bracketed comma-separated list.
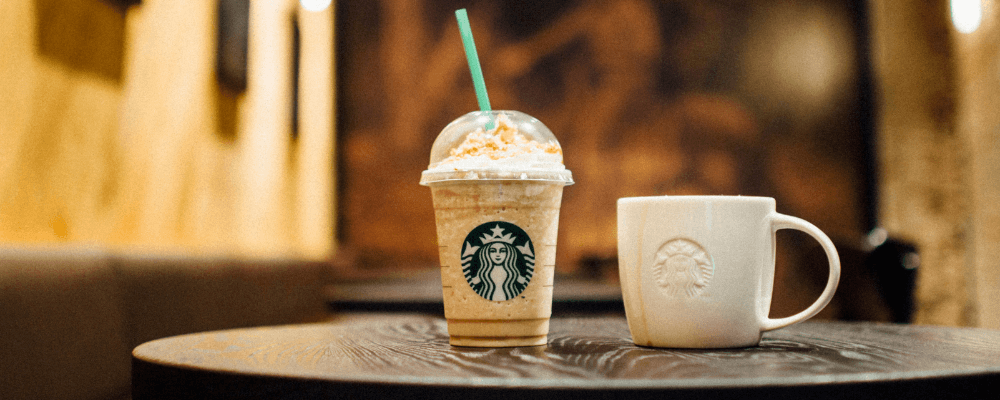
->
[132, 315, 1000, 399]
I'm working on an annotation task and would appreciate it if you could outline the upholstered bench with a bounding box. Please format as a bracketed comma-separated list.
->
[1, 246, 329, 400]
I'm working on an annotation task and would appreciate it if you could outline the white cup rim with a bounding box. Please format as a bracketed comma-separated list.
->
[617, 195, 775, 205]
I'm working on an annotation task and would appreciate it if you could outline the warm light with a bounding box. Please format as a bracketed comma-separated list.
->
[300, 0, 331, 12]
[951, 0, 983, 34]
[739, 3, 852, 117]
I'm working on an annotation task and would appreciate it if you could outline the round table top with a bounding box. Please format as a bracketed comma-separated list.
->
[132, 314, 1000, 399]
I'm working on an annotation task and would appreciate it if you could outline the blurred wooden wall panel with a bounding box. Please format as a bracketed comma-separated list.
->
[115, 0, 226, 253]
[952, 0, 1000, 329]
[1, 0, 335, 261]
[234, 0, 296, 257]
[1, 0, 124, 245]
[296, 6, 337, 260]
[870, 0, 1000, 329]
[868, 0, 974, 326]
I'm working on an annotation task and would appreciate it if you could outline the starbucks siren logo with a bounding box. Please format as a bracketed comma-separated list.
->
[652, 238, 714, 298]
[461, 221, 535, 301]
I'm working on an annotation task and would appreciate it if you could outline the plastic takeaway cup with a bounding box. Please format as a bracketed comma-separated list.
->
[420, 110, 573, 347]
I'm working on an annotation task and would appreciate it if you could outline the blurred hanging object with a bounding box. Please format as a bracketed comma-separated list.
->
[36, 0, 128, 82]
[217, 0, 250, 92]
[951, 0, 983, 33]
[103, 0, 142, 10]
[865, 228, 919, 323]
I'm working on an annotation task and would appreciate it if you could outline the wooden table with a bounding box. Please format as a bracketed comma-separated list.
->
[132, 314, 1000, 399]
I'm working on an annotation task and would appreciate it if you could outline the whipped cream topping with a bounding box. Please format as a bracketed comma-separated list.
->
[429, 114, 564, 171]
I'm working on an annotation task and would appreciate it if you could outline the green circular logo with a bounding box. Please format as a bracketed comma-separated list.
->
[461, 221, 535, 301]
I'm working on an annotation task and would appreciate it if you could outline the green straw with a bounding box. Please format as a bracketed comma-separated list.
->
[455, 9, 494, 130]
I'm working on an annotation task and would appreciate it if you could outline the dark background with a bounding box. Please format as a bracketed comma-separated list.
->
[335, 0, 875, 317]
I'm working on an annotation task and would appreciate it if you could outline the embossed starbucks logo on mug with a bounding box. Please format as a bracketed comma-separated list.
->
[461, 222, 535, 301]
[653, 239, 714, 297]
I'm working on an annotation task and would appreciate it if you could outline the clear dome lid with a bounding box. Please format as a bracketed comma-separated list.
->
[420, 110, 573, 185]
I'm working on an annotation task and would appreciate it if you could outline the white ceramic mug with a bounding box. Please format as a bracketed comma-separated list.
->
[617, 196, 840, 348]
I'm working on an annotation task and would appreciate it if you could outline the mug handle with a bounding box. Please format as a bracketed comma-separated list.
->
[761, 213, 841, 331]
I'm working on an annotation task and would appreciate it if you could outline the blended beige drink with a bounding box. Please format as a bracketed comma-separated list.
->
[420, 110, 573, 347]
